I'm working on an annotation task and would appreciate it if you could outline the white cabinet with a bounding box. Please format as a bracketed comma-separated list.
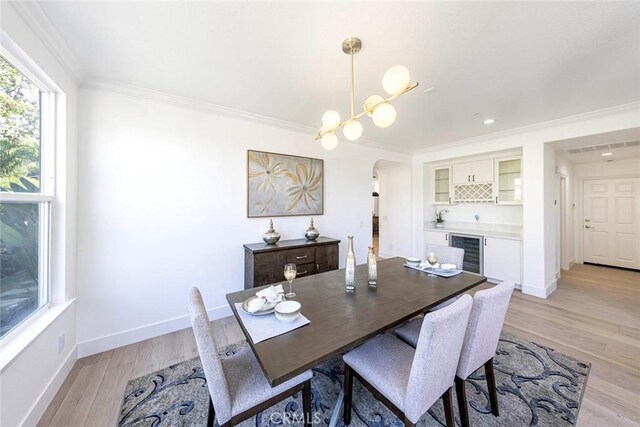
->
[452, 160, 494, 184]
[425, 230, 449, 247]
[495, 157, 523, 205]
[483, 237, 522, 285]
[432, 166, 452, 205]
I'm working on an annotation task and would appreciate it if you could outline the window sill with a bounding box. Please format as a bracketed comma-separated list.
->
[0, 298, 76, 374]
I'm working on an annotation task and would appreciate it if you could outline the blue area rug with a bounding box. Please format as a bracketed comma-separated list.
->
[118, 332, 590, 426]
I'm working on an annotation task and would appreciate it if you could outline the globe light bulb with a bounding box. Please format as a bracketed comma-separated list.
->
[364, 95, 384, 117]
[343, 120, 363, 141]
[382, 65, 411, 96]
[321, 110, 341, 129]
[321, 132, 338, 150]
[372, 103, 397, 128]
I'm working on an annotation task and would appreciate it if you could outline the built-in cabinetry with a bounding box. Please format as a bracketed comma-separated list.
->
[431, 155, 522, 205]
[483, 237, 522, 285]
[452, 159, 494, 184]
[494, 157, 522, 204]
[424, 230, 522, 285]
[424, 230, 449, 246]
[244, 237, 340, 289]
[433, 167, 451, 204]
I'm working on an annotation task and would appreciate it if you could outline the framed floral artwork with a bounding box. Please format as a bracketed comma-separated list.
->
[247, 150, 324, 217]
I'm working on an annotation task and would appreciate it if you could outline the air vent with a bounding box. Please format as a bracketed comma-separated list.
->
[564, 139, 640, 155]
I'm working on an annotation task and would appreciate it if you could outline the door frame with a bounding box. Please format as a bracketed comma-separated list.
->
[556, 173, 569, 273]
[576, 173, 640, 264]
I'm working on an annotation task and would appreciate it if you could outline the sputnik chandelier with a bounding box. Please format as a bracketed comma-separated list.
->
[317, 37, 419, 150]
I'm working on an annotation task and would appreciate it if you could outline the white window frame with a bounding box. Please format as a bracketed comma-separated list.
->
[0, 44, 56, 343]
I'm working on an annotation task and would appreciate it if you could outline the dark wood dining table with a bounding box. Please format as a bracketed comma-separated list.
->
[226, 257, 487, 387]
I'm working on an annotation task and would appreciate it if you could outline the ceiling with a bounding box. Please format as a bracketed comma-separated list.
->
[550, 127, 640, 164]
[37, 1, 640, 152]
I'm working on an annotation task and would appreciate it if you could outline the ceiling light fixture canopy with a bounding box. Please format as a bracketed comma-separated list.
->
[317, 37, 419, 149]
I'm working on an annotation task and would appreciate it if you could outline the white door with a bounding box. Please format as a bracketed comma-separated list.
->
[472, 159, 494, 183]
[583, 178, 640, 270]
[452, 162, 472, 184]
[483, 237, 522, 285]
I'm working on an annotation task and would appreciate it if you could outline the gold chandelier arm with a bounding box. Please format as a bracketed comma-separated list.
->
[350, 50, 355, 119]
[316, 82, 420, 140]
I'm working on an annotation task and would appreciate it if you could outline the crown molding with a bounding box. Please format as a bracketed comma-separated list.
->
[413, 101, 640, 157]
[80, 77, 414, 155]
[8, 1, 84, 83]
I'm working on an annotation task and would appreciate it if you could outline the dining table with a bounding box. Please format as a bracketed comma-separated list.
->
[226, 256, 487, 426]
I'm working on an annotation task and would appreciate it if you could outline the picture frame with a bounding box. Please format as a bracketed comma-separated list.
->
[247, 150, 324, 218]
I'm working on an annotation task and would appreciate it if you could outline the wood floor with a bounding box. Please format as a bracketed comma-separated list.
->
[37, 263, 639, 426]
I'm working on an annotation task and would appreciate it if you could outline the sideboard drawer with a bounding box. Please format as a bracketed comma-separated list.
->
[294, 262, 316, 278]
[286, 247, 316, 264]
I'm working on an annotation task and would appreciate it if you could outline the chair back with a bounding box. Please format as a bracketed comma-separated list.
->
[188, 287, 233, 424]
[425, 244, 464, 269]
[404, 294, 473, 423]
[456, 281, 515, 380]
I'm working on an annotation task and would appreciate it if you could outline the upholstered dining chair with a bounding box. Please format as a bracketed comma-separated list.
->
[342, 295, 473, 427]
[395, 281, 515, 427]
[188, 287, 312, 427]
[424, 244, 465, 311]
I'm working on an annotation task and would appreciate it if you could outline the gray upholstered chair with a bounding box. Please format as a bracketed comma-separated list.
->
[425, 244, 465, 311]
[342, 295, 473, 427]
[188, 287, 312, 426]
[454, 281, 514, 427]
[425, 243, 465, 268]
[394, 282, 515, 427]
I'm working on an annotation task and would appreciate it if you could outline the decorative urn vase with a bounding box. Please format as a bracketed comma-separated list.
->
[305, 218, 320, 240]
[262, 219, 281, 245]
[345, 236, 356, 291]
[367, 246, 377, 287]
[435, 221, 445, 228]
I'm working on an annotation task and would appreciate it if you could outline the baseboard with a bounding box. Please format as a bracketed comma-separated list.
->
[378, 252, 395, 259]
[522, 279, 557, 299]
[569, 257, 576, 268]
[76, 304, 232, 358]
[21, 345, 77, 427]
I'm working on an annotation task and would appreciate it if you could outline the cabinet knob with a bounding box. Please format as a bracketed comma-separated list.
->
[585, 225, 591, 229]
[468, 175, 470, 182]
[472, 174, 475, 182]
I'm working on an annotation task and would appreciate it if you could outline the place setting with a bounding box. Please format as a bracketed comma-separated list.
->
[404, 251, 463, 278]
[235, 263, 311, 344]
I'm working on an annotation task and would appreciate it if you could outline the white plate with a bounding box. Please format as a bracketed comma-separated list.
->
[241, 296, 277, 315]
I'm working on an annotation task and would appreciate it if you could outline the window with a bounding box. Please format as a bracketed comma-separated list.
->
[0, 53, 52, 340]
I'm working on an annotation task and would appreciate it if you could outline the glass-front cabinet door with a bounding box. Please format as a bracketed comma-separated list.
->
[495, 157, 522, 204]
[433, 166, 452, 204]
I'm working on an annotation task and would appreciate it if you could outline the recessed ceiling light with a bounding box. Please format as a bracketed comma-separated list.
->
[483, 118, 495, 125]
[601, 152, 613, 156]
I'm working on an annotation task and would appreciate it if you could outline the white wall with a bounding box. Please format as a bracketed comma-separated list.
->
[412, 103, 640, 298]
[0, 3, 78, 426]
[75, 87, 411, 355]
[573, 157, 640, 263]
[375, 161, 412, 258]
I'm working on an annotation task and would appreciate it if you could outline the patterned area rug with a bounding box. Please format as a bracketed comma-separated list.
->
[117, 332, 590, 426]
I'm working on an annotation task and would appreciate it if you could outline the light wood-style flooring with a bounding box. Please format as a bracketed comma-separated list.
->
[37, 264, 639, 426]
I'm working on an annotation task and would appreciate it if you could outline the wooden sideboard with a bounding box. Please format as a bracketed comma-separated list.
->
[243, 237, 340, 289]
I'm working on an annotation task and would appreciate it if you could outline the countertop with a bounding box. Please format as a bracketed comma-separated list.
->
[424, 221, 522, 240]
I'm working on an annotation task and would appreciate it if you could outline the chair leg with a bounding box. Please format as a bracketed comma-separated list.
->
[455, 376, 469, 427]
[403, 417, 416, 427]
[343, 364, 353, 425]
[442, 386, 455, 427]
[484, 358, 499, 416]
[302, 379, 312, 426]
[207, 397, 215, 427]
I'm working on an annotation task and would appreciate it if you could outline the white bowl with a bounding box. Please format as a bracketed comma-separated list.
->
[274, 301, 301, 322]
[406, 257, 421, 267]
[440, 263, 457, 271]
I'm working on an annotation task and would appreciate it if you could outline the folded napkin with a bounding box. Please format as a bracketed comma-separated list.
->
[247, 284, 284, 312]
